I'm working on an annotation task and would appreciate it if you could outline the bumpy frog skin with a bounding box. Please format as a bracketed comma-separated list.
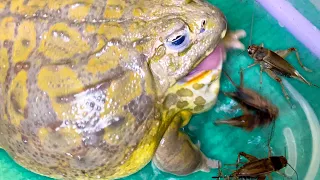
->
[0, 0, 244, 179]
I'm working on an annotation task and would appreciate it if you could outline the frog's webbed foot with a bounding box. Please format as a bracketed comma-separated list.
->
[152, 111, 220, 175]
[222, 30, 246, 50]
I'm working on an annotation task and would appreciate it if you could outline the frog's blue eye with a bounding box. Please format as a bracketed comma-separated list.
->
[165, 31, 190, 52]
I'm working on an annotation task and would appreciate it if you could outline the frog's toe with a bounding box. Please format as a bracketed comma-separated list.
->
[223, 30, 247, 50]
[201, 155, 221, 172]
[152, 113, 220, 176]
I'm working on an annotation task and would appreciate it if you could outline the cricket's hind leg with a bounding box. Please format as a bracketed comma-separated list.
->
[275, 47, 312, 72]
[236, 152, 259, 169]
[264, 69, 292, 106]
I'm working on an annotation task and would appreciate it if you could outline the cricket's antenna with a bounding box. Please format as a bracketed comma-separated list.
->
[248, 1, 256, 45]
[284, 147, 299, 180]
[284, 146, 287, 159]
[268, 121, 276, 145]
[235, 50, 246, 57]
[287, 163, 299, 180]
[267, 120, 276, 157]
[223, 71, 238, 88]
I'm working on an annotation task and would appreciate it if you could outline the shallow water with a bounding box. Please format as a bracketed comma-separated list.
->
[1, 0, 320, 179]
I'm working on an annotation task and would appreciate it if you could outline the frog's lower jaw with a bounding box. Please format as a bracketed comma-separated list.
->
[166, 30, 246, 114]
[164, 44, 224, 114]
[178, 69, 222, 114]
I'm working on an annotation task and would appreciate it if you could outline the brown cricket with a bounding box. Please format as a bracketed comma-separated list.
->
[211, 151, 297, 180]
[212, 122, 298, 180]
[214, 70, 279, 131]
[243, 44, 319, 105]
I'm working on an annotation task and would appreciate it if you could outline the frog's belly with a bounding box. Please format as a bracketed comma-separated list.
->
[0, 116, 163, 180]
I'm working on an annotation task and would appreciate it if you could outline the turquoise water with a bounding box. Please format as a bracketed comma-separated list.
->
[1, 0, 320, 179]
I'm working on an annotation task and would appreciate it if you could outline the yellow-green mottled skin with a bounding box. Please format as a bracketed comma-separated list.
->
[0, 0, 228, 179]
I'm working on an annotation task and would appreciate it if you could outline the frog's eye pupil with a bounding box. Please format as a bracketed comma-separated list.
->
[171, 35, 186, 46]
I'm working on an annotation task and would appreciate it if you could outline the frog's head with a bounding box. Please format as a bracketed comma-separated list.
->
[134, 0, 227, 97]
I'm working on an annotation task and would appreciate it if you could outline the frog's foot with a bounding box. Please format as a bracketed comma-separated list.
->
[152, 111, 220, 176]
[222, 30, 246, 50]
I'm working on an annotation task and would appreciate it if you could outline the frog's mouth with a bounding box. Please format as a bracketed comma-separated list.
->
[181, 43, 226, 82]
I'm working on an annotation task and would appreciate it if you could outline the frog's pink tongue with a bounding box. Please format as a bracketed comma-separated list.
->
[187, 44, 226, 77]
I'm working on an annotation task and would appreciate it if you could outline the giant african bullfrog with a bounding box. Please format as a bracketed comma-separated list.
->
[0, 0, 245, 179]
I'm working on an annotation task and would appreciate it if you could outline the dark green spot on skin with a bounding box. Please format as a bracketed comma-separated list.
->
[192, 83, 205, 90]
[177, 101, 189, 109]
[22, 39, 30, 47]
[177, 88, 193, 97]
[211, 74, 220, 83]
[164, 93, 178, 108]
[194, 105, 204, 111]
[150, 45, 166, 63]
[168, 61, 177, 72]
[194, 96, 206, 105]
[125, 94, 153, 122]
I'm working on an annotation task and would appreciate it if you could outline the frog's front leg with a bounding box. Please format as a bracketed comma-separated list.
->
[152, 111, 220, 175]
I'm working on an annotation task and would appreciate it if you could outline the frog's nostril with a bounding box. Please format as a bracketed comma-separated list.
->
[202, 20, 207, 26]
[200, 20, 207, 33]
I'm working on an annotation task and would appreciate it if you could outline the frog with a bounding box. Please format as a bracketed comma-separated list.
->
[0, 0, 245, 179]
